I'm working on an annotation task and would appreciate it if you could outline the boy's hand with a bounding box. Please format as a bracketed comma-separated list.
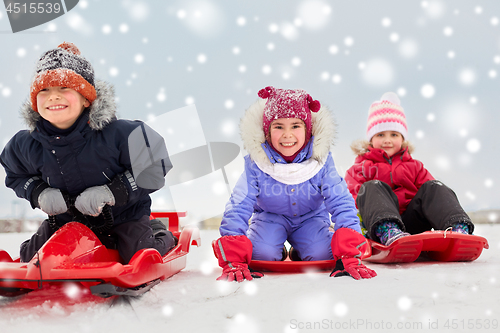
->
[74, 185, 115, 216]
[38, 187, 68, 215]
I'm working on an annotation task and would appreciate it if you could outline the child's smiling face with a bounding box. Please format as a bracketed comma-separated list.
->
[37, 86, 90, 129]
[269, 118, 306, 157]
[371, 131, 403, 157]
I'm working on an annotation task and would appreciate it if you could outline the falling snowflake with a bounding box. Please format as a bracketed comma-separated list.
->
[199, 260, 215, 275]
[344, 36, 354, 47]
[398, 296, 412, 311]
[422, 0, 446, 19]
[443, 26, 453, 36]
[329, 45, 339, 55]
[243, 281, 258, 295]
[466, 138, 481, 153]
[280, 22, 299, 40]
[421, 84, 436, 98]
[320, 72, 330, 80]
[333, 302, 349, 317]
[332, 74, 342, 84]
[197, 54, 207, 63]
[162, 304, 174, 317]
[1, 87, 11, 97]
[291, 57, 301, 66]
[221, 119, 236, 135]
[268, 23, 279, 33]
[109, 67, 119, 77]
[177, 9, 187, 19]
[123, 1, 150, 21]
[296, 0, 331, 30]
[399, 38, 419, 58]
[119, 23, 129, 33]
[458, 68, 477, 86]
[262, 65, 272, 75]
[361, 58, 395, 87]
[134, 54, 145, 64]
[102, 24, 112, 34]
[16, 48, 26, 58]
[236, 16, 246, 26]
[390, 32, 400, 42]
[157, 89, 166, 102]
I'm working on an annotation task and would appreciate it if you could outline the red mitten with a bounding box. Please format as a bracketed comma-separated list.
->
[330, 228, 377, 280]
[212, 235, 264, 282]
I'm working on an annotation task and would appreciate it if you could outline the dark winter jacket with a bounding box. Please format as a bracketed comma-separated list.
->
[345, 140, 434, 215]
[219, 98, 361, 236]
[0, 81, 171, 226]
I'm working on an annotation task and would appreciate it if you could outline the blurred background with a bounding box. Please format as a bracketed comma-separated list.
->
[0, 0, 499, 230]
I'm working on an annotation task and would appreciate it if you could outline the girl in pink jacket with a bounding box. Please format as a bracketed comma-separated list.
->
[345, 92, 473, 246]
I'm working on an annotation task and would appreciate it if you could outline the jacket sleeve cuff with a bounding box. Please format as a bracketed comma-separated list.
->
[29, 180, 50, 209]
[107, 174, 129, 207]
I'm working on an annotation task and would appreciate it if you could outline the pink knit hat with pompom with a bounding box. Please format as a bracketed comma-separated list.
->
[258, 86, 320, 138]
[366, 92, 408, 140]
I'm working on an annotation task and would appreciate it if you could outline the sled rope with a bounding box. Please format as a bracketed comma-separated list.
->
[443, 227, 452, 238]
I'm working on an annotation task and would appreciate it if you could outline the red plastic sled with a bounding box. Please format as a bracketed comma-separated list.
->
[212, 240, 371, 273]
[249, 259, 338, 273]
[365, 230, 489, 264]
[0, 212, 200, 298]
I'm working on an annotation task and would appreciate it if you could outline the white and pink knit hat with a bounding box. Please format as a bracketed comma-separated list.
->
[366, 92, 407, 140]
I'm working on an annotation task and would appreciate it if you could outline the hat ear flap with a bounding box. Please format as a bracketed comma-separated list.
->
[307, 94, 321, 112]
[258, 86, 274, 99]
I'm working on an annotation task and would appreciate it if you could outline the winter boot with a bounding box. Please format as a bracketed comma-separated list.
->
[151, 219, 178, 247]
[451, 222, 470, 235]
[281, 246, 288, 261]
[289, 247, 302, 261]
[150, 219, 167, 236]
[375, 221, 410, 246]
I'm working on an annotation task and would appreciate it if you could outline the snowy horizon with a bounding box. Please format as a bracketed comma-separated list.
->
[0, 0, 499, 222]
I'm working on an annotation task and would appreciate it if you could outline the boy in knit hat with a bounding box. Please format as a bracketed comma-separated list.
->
[213, 86, 377, 282]
[345, 92, 474, 246]
[0, 42, 176, 263]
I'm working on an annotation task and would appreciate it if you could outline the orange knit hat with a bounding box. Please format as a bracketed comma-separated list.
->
[30, 42, 96, 112]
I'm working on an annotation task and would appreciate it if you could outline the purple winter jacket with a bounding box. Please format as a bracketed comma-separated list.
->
[219, 98, 361, 237]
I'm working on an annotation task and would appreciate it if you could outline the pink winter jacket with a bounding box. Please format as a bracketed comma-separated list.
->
[345, 141, 434, 215]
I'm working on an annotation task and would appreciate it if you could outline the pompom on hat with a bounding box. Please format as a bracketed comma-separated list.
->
[258, 86, 320, 137]
[366, 92, 408, 141]
[30, 42, 96, 112]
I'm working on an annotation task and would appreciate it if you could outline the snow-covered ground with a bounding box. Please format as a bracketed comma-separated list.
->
[1, 225, 498, 333]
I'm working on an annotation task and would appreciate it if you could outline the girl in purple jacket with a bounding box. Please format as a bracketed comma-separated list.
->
[213, 87, 377, 282]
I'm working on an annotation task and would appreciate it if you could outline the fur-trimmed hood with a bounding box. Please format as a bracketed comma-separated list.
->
[21, 80, 117, 132]
[239, 98, 336, 167]
[350, 139, 415, 156]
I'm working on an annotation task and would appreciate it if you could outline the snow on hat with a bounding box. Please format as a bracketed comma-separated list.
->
[366, 92, 408, 140]
[30, 42, 96, 112]
[259, 86, 320, 137]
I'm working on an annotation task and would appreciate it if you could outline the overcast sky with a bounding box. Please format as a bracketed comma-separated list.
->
[0, 0, 499, 221]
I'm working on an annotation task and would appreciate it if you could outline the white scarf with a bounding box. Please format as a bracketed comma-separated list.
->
[255, 158, 324, 185]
